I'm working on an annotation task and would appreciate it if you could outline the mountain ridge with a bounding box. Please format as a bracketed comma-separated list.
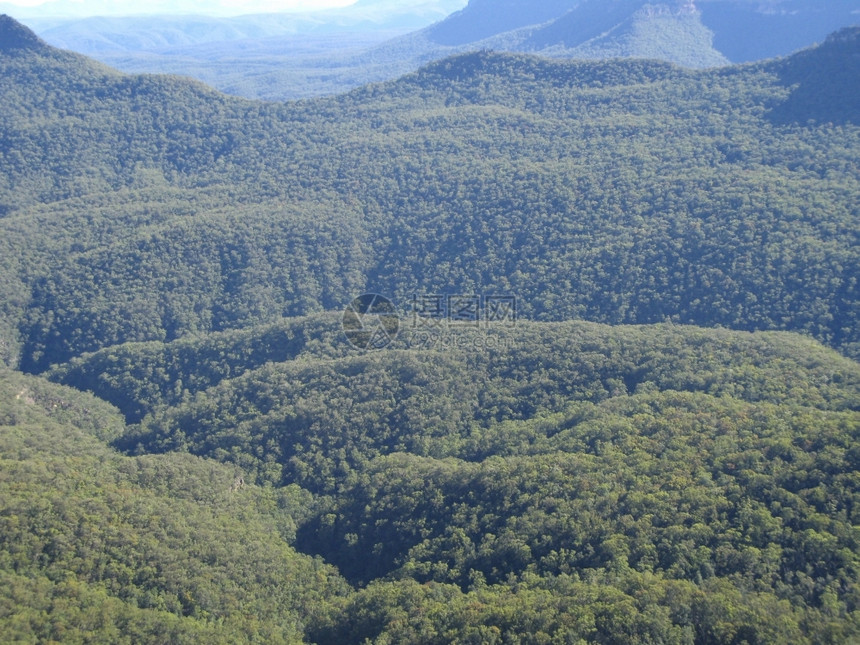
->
[0, 13, 50, 53]
[424, 0, 581, 46]
[16, 0, 860, 100]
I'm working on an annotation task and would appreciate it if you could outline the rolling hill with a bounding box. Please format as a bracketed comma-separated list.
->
[0, 367, 350, 643]
[4, 315, 860, 642]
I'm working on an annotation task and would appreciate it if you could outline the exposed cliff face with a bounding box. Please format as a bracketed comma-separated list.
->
[423, 0, 859, 63]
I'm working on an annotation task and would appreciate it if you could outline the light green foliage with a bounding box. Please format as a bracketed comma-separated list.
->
[0, 369, 348, 643]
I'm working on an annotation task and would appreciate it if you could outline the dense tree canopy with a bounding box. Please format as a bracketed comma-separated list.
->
[4, 318, 860, 643]
[0, 368, 349, 643]
[0, 26, 858, 370]
[0, 18, 858, 644]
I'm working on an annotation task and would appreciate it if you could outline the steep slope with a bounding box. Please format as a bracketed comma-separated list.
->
[424, 0, 581, 46]
[495, 0, 665, 49]
[426, 0, 728, 68]
[0, 12, 46, 52]
[538, 2, 728, 67]
[390, 0, 858, 75]
[424, 0, 859, 63]
[0, 18, 858, 369]
[392, 0, 729, 71]
[768, 25, 860, 125]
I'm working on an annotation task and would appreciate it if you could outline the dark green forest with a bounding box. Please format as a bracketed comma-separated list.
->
[0, 15, 859, 644]
[1, 19, 858, 371]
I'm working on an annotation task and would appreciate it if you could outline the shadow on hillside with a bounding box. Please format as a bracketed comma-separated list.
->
[767, 26, 860, 126]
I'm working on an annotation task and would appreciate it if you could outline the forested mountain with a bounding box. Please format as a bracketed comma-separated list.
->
[0, 15, 859, 643]
[699, 0, 860, 63]
[384, 0, 860, 87]
[1, 17, 858, 370]
[23, 0, 859, 100]
[422, 0, 727, 67]
[424, 0, 858, 63]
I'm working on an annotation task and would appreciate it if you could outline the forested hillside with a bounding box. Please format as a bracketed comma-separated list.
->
[0, 368, 350, 643]
[1, 19, 858, 371]
[0, 16, 859, 644]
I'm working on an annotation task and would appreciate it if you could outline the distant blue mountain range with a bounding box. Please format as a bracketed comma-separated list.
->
[426, 0, 859, 62]
[12, 0, 859, 100]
